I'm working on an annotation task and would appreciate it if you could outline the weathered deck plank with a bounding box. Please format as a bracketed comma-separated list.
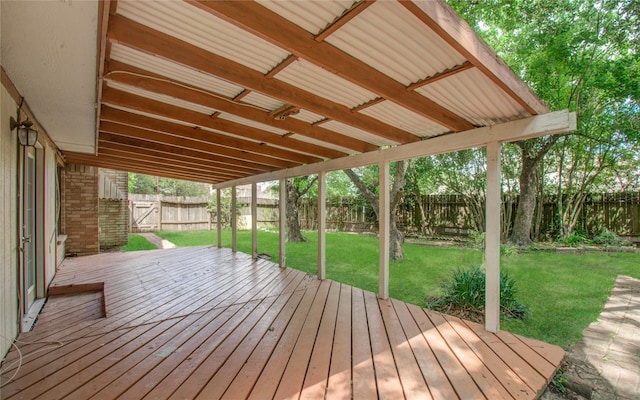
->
[0, 246, 564, 400]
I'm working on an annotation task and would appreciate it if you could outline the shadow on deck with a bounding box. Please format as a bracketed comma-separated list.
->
[0, 246, 564, 399]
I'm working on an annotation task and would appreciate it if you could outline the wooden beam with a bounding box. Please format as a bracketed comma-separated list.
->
[378, 161, 390, 299]
[63, 152, 220, 183]
[317, 171, 326, 280]
[97, 139, 259, 175]
[100, 87, 329, 162]
[315, 1, 374, 41]
[101, 105, 331, 164]
[265, 55, 297, 78]
[407, 61, 474, 91]
[485, 141, 501, 333]
[191, 1, 473, 132]
[279, 178, 286, 268]
[213, 110, 576, 188]
[402, 0, 549, 115]
[105, 62, 373, 153]
[107, 14, 417, 145]
[95, 0, 112, 154]
[99, 132, 273, 173]
[100, 120, 303, 169]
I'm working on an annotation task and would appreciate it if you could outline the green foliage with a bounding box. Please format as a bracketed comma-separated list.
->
[121, 234, 158, 252]
[206, 187, 236, 228]
[559, 233, 591, 247]
[552, 369, 568, 393]
[426, 266, 530, 322]
[468, 229, 485, 248]
[128, 173, 210, 197]
[592, 229, 625, 246]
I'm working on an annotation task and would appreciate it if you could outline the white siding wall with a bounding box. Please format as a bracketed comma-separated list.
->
[44, 145, 57, 286]
[1, 84, 19, 358]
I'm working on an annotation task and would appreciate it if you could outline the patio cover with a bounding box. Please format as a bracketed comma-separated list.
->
[3, 0, 574, 184]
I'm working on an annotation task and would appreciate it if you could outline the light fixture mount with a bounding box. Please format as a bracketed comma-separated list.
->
[10, 116, 38, 146]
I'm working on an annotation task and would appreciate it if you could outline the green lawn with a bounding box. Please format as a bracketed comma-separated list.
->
[154, 228, 640, 348]
[121, 234, 158, 251]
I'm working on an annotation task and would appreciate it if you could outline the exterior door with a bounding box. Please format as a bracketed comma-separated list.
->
[23, 147, 36, 312]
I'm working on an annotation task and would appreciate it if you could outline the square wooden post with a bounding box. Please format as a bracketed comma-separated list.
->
[216, 188, 222, 248]
[279, 178, 286, 268]
[485, 141, 501, 333]
[317, 171, 326, 280]
[251, 182, 258, 260]
[231, 185, 237, 253]
[379, 161, 390, 299]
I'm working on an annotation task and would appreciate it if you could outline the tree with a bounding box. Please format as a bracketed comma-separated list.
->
[344, 161, 409, 260]
[128, 173, 210, 197]
[285, 176, 317, 243]
[451, 0, 640, 244]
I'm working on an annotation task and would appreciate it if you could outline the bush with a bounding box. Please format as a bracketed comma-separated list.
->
[559, 233, 591, 247]
[426, 266, 530, 322]
[592, 229, 624, 246]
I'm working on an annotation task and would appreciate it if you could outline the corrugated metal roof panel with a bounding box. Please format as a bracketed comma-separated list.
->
[109, 44, 244, 98]
[289, 134, 356, 155]
[417, 68, 529, 126]
[105, 104, 198, 129]
[326, 1, 467, 86]
[117, 1, 289, 74]
[219, 114, 288, 135]
[291, 109, 325, 124]
[359, 100, 448, 138]
[320, 120, 397, 146]
[256, 0, 356, 35]
[275, 58, 377, 109]
[105, 80, 218, 116]
[240, 92, 285, 112]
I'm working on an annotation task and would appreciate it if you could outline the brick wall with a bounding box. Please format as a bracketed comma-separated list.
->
[63, 164, 99, 255]
[99, 199, 129, 251]
[98, 169, 129, 251]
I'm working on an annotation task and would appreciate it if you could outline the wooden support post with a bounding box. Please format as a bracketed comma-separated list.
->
[279, 178, 286, 268]
[216, 188, 222, 248]
[379, 161, 390, 299]
[485, 141, 501, 333]
[231, 185, 237, 253]
[317, 171, 326, 280]
[251, 182, 258, 260]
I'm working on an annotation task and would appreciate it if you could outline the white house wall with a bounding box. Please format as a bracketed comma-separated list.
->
[1, 83, 19, 359]
[44, 144, 57, 287]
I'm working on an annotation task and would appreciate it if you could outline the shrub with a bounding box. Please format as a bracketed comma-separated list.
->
[592, 229, 624, 246]
[559, 233, 590, 247]
[426, 266, 530, 322]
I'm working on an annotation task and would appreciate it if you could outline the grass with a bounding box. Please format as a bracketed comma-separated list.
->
[121, 234, 158, 251]
[154, 228, 640, 348]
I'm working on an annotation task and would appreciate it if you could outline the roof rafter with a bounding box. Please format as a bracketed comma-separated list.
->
[101, 86, 334, 161]
[190, 0, 474, 132]
[107, 14, 418, 144]
[100, 119, 306, 168]
[101, 107, 322, 165]
[105, 61, 374, 153]
[99, 132, 275, 173]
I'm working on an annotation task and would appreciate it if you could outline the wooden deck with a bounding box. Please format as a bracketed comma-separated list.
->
[0, 246, 564, 399]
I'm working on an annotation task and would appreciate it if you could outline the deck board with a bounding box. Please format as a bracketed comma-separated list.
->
[0, 246, 564, 399]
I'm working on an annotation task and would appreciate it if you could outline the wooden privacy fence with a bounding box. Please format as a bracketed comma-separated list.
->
[129, 194, 211, 232]
[130, 192, 639, 239]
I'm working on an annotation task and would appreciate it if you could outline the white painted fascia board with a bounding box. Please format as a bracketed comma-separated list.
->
[213, 110, 576, 189]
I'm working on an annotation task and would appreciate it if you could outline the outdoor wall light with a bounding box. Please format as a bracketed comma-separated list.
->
[10, 116, 38, 146]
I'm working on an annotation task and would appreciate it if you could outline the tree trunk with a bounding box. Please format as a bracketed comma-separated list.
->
[344, 161, 409, 260]
[285, 179, 306, 242]
[511, 152, 537, 245]
[390, 211, 405, 260]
